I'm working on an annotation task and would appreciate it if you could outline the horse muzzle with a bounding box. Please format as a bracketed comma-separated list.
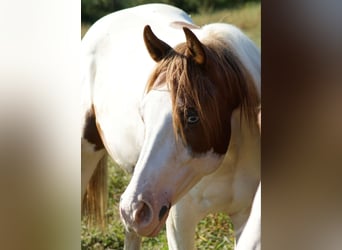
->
[120, 196, 171, 237]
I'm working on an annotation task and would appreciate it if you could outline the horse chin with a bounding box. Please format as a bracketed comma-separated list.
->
[148, 227, 162, 237]
[146, 220, 166, 237]
[137, 208, 169, 237]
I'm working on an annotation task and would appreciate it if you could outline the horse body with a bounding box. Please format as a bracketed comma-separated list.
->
[81, 3, 260, 249]
[167, 108, 260, 249]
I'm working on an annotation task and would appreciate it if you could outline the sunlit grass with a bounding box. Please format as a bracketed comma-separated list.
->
[81, 23, 90, 38]
[191, 2, 260, 47]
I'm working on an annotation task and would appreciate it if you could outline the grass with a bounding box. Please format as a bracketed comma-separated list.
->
[191, 2, 260, 48]
[81, 3, 260, 249]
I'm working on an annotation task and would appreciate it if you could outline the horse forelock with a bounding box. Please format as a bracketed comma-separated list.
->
[146, 37, 259, 155]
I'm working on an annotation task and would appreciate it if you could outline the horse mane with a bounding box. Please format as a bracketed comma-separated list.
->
[146, 35, 259, 154]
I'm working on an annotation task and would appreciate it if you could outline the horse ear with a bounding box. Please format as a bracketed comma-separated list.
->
[143, 25, 172, 62]
[183, 27, 206, 65]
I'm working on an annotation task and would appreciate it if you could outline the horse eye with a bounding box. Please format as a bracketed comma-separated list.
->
[184, 108, 199, 125]
[187, 115, 199, 124]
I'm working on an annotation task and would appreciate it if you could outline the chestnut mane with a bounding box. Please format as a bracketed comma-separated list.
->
[146, 34, 259, 154]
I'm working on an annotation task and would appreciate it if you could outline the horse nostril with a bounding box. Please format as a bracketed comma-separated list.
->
[134, 201, 153, 226]
[158, 205, 168, 221]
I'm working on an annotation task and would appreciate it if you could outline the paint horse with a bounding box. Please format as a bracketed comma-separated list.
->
[81, 3, 260, 249]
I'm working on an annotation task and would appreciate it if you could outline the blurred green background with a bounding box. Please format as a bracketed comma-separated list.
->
[82, 0, 260, 23]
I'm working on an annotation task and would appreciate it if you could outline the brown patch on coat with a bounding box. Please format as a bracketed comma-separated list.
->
[83, 106, 104, 151]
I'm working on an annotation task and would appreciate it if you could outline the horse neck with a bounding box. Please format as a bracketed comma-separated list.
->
[216, 107, 260, 177]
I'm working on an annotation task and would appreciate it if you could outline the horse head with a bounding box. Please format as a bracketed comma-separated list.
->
[119, 25, 259, 237]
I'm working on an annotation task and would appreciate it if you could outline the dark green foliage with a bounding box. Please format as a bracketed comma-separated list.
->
[82, 0, 260, 23]
[81, 222, 125, 249]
